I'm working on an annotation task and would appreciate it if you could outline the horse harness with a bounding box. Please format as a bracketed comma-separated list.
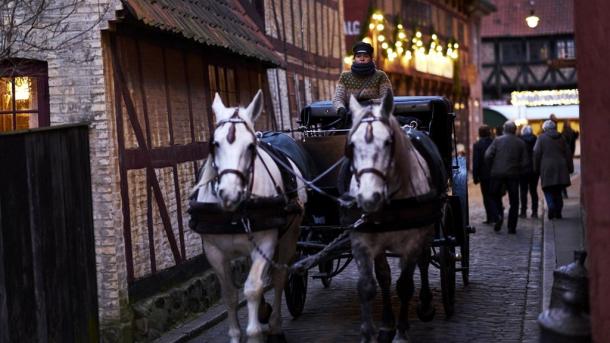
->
[209, 109, 258, 195]
[191, 109, 302, 236]
[345, 111, 396, 186]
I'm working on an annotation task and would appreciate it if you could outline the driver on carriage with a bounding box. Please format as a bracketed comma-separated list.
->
[332, 41, 393, 128]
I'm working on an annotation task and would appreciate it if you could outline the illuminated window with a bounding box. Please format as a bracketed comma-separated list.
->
[0, 60, 49, 132]
[556, 39, 575, 59]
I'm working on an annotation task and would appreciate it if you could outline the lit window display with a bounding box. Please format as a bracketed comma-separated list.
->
[0, 76, 39, 132]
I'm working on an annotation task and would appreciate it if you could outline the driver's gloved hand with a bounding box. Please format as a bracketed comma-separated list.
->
[337, 107, 347, 120]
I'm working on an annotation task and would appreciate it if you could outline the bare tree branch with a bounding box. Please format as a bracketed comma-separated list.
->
[0, 0, 112, 70]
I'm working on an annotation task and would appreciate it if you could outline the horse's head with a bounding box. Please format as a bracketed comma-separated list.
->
[210, 90, 263, 211]
[347, 90, 395, 213]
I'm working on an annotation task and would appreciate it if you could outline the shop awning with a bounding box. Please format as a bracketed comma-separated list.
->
[121, 0, 283, 67]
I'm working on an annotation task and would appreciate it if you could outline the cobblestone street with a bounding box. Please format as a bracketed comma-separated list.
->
[190, 183, 543, 343]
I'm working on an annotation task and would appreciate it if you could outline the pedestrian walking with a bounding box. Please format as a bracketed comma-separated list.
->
[473, 125, 494, 224]
[561, 120, 579, 157]
[533, 120, 574, 220]
[485, 121, 528, 233]
[519, 125, 539, 218]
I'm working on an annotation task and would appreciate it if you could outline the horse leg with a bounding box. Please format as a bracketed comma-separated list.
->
[374, 255, 396, 343]
[204, 241, 241, 343]
[395, 257, 417, 343]
[416, 248, 435, 322]
[267, 217, 301, 342]
[245, 234, 275, 343]
[352, 238, 378, 343]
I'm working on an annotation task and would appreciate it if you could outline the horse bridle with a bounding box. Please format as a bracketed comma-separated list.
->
[209, 109, 258, 193]
[346, 112, 395, 185]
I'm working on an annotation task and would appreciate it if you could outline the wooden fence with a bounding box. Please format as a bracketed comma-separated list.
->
[0, 124, 99, 343]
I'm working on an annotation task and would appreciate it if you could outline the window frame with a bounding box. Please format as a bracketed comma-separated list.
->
[0, 59, 50, 131]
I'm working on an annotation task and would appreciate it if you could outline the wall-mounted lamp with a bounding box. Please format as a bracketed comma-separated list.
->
[525, 1, 540, 28]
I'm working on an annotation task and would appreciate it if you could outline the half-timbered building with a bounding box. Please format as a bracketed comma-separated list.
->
[481, 0, 578, 134]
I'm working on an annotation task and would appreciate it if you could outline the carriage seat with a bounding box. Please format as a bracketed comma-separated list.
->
[260, 131, 317, 187]
[404, 128, 448, 196]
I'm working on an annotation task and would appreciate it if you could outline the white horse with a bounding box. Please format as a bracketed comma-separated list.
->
[346, 91, 437, 343]
[192, 90, 307, 343]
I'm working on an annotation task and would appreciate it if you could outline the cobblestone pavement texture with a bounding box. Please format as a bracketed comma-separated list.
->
[189, 183, 543, 343]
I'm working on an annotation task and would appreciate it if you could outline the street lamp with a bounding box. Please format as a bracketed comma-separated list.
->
[525, 1, 539, 28]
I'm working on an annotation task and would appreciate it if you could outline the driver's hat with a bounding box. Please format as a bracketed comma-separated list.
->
[352, 41, 373, 56]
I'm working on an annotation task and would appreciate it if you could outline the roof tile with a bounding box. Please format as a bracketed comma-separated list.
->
[122, 0, 283, 66]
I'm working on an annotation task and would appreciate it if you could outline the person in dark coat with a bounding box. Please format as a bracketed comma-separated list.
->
[519, 125, 539, 218]
[561, 120, 579, 157]
[473, 125, 494, 224]
[485, 121, 528, 233]
[533, 120, 574, 219]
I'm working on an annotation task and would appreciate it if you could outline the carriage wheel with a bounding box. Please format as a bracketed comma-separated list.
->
[439, 204, 456, 318]
[284, 268, 308, 318]
[318, 259, 334, 288]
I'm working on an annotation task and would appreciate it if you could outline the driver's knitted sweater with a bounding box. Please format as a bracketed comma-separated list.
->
[332, 70, 392, 111]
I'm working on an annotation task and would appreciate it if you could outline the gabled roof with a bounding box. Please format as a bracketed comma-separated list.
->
[121, 0, 283, 66]
[482, 0, 574, 38]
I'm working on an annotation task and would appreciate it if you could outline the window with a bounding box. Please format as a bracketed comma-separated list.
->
[404, 0, 431, 29]
[528, 40, 549, 62]
[501, 41, 525, 64]
[0, 60, 49, 132]
[556, 39, 575, 59]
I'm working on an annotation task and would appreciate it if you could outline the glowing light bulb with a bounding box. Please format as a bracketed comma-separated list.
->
[397, 46, 404, 54]
[377, 24, 384, 31]
[454, 43, 459, 49]
[526, 13, 540, 28]
[397, 24, 403, 29]
[396, 41, 403, 47]
[378, 35, 385, 42]
[363, 37, 372, 44]
[416, 40, 423, 47]
[398, 32, 406, 40]
[369, 23, 375, 30]
[432, 34, 438, 40]
[381, 42, 389, 49]
[416, 31, 422, 38]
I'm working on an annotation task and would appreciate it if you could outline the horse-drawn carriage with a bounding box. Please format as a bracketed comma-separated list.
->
[278, 96, 475, 319]
[189, 91, 474, 342]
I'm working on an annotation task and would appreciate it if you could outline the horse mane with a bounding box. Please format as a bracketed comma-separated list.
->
[387, 115, 432, 199]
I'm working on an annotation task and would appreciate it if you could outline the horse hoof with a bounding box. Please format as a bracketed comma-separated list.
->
[267, 333, 288, 343]
[258, 301, 273, 324]
[416, 303, 436, 322]
[378, 329, 396, 343]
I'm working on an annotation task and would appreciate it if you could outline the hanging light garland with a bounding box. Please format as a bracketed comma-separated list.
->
[344, 10, 460, 79]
